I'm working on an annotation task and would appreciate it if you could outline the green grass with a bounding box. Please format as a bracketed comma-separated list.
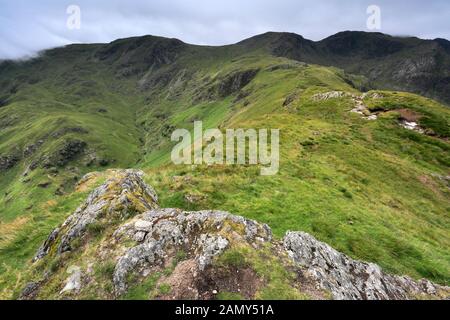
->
[142, 75, 450, 285]
[0, 40, 449, 300]
[120, 273, 161, 300]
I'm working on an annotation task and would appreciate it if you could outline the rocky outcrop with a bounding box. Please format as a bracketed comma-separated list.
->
[216, 69, 259, 98]
[197, 69, 260, 101]
[284, 232, 445, 300]
[51, 127, 89, 139]
[33, 170, 158, 260]
[312, 91, 352, 101]
[60, 266, 82, 294]
[0, 153, 20, 171]
[43, 139, 88, 168]
[112, 208, 272, 295]
[29, 170, 449, 300]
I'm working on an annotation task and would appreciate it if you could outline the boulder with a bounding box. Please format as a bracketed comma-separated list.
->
[284, 232, 447, 300]
[33, 170, 158, 260]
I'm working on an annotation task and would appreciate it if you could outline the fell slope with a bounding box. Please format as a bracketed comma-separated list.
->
[0, 32, 449, 299]
[240, 31, 450, 104]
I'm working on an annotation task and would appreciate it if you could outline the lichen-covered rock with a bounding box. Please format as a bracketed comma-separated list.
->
[19, 281, 42, 300]
[111, 208, 272, 295]
[33, 169, 158, 260]
[60, 266, 82, 294]
[29, 169, 448, 300]
[312, 91, 354, 101]
[217, 69, 259, 97]
[284, 231, 448, 300]
[0, 153, 21, 171]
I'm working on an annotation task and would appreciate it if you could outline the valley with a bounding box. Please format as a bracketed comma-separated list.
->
[0, 31, 449, 299]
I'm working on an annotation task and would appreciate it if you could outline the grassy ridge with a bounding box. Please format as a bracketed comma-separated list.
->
[0, 39, 449, 298]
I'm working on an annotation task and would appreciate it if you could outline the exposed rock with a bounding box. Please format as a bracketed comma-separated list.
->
[197, 234, 229, 271]
[184, 193, 205, 204]
[33, 170, 158, 260]
[75, 172, 102, 192]
[34, 228, 60, 261]
[98, 158, 110, 167]
[57, 139, 87, 165]
[31, 170, 449, 300]
[60, 266, 82, 294]
[393, 57, 437, 81]
[51, 127, 88, 139]
[55, 186, 65, 196]
[83, 150, 98, 167]
[233, 90, 250, 103]
[19, 281, 42, 300]
[213, 69, 259, 98]
[37, 181, 52, 188]
[432, 174, 450, 188]
[0, 153, 20, 171]
[362, 92, 384, 100]
[23, 139, 45, 157]
[350, 95, 380, 120]
[284, 232, 448, 300]
[350, 102, 370, 116]
[283, 92, 299, 107]
[313, 91, 382, 122]
[312, 91, 354, 101]
[43, 139, 87, 168]
[400, 120, 425, 134]
[112, 208, 271, 295]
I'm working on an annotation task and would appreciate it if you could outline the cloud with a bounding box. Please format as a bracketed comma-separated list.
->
[0, 0, 449, 59]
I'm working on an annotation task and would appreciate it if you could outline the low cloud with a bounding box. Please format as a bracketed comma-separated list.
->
[1, 0, 449, 59]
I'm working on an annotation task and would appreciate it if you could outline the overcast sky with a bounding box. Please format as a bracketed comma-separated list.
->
[1, 0, 449, 59]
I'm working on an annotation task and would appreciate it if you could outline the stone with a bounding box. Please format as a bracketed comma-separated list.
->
[283, 231, 447, 300]
[400, 120, 425, 133]
[112, 208, 271, 295]
[60, 266, 82, 294]
[19, 281, 41, 300]
[217, 69, 259, 98]
[37, 181, 52, 188]
[33, 228, 60, 261]
[44, 139, 87, 168]
[33, 170, 159, 260]
[197, 234, 229, 271]
[31, 169, 449, 300]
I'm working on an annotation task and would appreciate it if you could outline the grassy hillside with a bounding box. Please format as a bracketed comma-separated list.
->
[0, 33, 449, 299]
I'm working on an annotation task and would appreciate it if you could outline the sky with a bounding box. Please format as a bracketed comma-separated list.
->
[0, 0, 449, 59]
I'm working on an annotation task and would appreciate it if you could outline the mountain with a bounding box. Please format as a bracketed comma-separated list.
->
[239, 31, 450, 104]
[0, 31, 449, 300]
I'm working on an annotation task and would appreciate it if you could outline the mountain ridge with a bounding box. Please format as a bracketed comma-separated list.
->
[0, 29, 449, 299]
[2, 30, 449, 105]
